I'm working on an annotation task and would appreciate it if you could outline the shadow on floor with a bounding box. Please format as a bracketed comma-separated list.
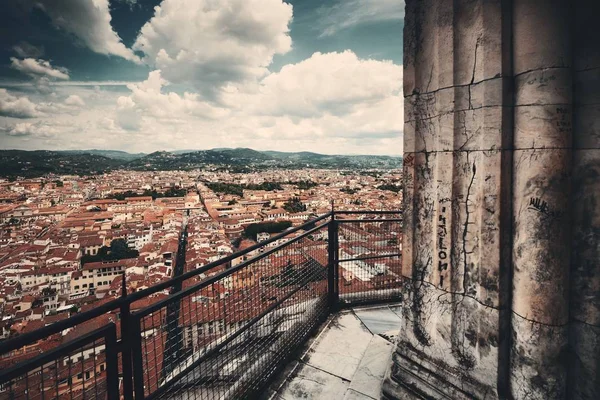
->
[265, 304, 402, 400]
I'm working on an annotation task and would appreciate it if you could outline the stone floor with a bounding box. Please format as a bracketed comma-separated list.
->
[266, 304, 402, 400]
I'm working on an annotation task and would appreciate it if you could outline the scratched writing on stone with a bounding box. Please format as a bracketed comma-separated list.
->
[556, 107, 571, 134]
[528, 197, 563, 219]
[438, 206, 449, 287]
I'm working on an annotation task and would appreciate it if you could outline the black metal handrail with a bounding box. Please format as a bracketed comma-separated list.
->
[0, 210, 402, 400]
[0, 212, 333, 357]
[134, 222, 328, 318]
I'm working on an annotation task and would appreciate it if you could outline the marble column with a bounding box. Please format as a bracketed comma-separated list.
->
[384, 0, 513, 398]
[569, 0, 600, 398]
[383, 0, 600, 399]
[510, 1, 572, 398]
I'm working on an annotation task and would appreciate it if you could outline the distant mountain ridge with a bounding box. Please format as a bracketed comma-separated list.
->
[62, 149, 146, 161]
[0, 148, 402, 178]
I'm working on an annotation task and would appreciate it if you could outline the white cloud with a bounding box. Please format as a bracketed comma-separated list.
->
[10, 58, 69, 80]
[35, 0, 140, 63]
[0, 89, 43, 118]
[114, 70, 229, 130]
[318, 0, 405, 37]
[2, 49, 404, 155]
[64, 94, 85, 107]
[228, 51, 403, 118]
[12, 41, 44, 58]
[133, 0, 293, 96]
[6, 121, 60, 138]
[106, 51, 403, 153]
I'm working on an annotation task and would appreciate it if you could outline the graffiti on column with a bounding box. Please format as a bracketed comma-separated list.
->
[437, 206, 449, 288]
[556, 107, 571, 134]
[527, 197, 563, 220]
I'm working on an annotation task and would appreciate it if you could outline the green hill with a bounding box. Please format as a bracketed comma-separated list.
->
[0, 148, 402, 178]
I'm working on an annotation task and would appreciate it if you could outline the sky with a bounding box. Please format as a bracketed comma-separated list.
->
[0, 0, 404, 155]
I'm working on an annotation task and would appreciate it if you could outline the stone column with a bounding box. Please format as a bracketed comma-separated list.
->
[510, 1, 572, 398]
[384, 0, 513, 398]
[384, 0, 600, 399]
[569, 0, 600, 398]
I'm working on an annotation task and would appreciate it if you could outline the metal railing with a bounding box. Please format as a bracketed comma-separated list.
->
[0, 210, 401, 399]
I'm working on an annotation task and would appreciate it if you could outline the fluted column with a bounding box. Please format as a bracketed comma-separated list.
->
[510, 1, 572, 398]
[384, 0, 600, 399]
[568, 1, 600, 398]
[384, 0, 513, 398]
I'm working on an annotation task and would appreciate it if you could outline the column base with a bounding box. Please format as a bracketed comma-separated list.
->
[382, 345, 497, 400]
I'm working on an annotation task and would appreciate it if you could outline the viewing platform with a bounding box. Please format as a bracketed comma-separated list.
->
[0, 211, 402, 399]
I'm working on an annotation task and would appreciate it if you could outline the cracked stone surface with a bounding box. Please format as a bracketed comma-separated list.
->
[269, 307, 400, 400]
[301, 311, 373, 381]
[386, 0, 600, 399]
[353, 306, 402, 336]
[347, 335, 394, 399]
[275, 365, 350, 400]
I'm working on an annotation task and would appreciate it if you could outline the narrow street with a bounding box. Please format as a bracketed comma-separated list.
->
[162, 210, 190, 377]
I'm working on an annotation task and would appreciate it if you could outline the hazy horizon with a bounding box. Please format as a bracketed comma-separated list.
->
[0, 0, 405, 156]
[0, 146, 403, 158]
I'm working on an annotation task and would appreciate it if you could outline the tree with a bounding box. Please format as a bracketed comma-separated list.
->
[292, 180, 318, 190]
[340, 187, 359, 195]
[243, 221, 292, 241]
[283, 197, 306, 213]
[377, 183, 402, 193]
[81, 238, 139, 264]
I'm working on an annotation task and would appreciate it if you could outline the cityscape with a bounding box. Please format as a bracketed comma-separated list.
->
[0, 0, 597, 399]
[0, 152, 403, 396]
[0, 0, 408, 397]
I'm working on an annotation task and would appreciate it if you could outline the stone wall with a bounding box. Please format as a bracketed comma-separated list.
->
[383, 1, 599, 399]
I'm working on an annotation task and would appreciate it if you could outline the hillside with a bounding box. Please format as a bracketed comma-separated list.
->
[62, 149, 146, 161]
[0, 148, 402, 178]
[0, 150, 119, 178]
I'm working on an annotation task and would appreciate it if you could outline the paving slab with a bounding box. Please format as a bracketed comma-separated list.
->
[301, 312, 373, 381]
[343, 388, 375, 400]
[277, 364, 350, 400]
[347, 335, 394, 399]
[353, 306, 402, 336]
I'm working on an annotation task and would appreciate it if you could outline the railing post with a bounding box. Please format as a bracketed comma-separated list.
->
[327, 212, 339, 310]
[105, 324, 120, 400]
[130, 316, 146, 400]
[120, 275, 134, 399]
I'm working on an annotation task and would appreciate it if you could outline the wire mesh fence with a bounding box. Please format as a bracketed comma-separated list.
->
[0, 324, 118, 400]
[0, 211, 401, 400]
[335, 212, 403, 306]
[130, 223, 330, 400]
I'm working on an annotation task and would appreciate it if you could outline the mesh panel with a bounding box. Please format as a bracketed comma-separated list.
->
[0, 325, 118, 400]
[0, 212, 403, 400]
[132, 224, 330, 399]
[337, 214, 402, 305]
